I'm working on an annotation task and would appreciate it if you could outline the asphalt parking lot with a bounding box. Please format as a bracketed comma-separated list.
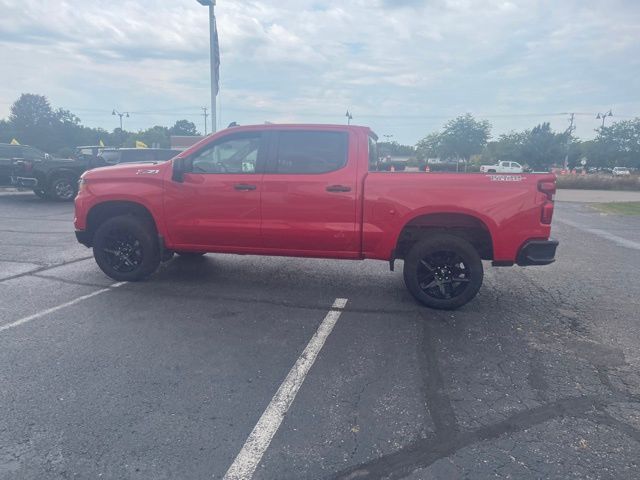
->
[1, 190, 640, 479]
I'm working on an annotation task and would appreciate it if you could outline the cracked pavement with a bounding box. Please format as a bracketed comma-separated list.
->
[0, 192, 639, 479]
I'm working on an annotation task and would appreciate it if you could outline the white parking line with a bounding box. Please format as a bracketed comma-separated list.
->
[0, 282, 127, 333]
[556, 218, 640, 251]
[224, 297, 349, 480]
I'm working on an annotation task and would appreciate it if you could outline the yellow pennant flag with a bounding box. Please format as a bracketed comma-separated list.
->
[10, 138, 20, 145]
[135, 140, 148, 148]
[99, 139, 105, 147]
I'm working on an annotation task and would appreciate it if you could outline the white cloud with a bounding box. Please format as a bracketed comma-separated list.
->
[0, 0, 639, 142]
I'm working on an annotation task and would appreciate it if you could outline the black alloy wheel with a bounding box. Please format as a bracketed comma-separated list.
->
[101, 229, 144, 274]
[93, 215, 160, 281]
[403, 234, 483, 310]
[417, 251, 472, 299]
[49, 176, 77, 201]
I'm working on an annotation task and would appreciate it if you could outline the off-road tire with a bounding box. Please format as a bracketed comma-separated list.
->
[48, 175, 77, 201]
[93, 215, 160, 281]
[403, 234, 483, 310]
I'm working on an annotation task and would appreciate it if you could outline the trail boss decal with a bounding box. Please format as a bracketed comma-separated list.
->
[486, 174, 524, 182]
[136, 169, 160, 175]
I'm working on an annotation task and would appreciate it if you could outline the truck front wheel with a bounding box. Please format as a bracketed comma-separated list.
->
[403, 234, 483, 310]
[49, 175, 78, 201]
[93, 215, 160, 281]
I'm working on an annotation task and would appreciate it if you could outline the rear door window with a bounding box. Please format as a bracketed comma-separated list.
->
[271, 131, 348, 174]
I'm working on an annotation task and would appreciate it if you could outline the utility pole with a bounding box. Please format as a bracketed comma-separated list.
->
[112, 109, 130, 131]
[563, 113, 575, 170]
[202, 107, 209, 135]
[596, 110, 613, 128]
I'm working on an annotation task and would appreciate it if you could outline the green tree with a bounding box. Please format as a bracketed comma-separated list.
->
[378, 141, 415, 157]
[416, 114, 491, 170]
[481, 123, 570, 171]
[439, 114, 491, 165]
[125, 126, 170, 148]
[8, 94, 56, 149]
[520, 122, 568, 171]
[591, 118, 640, 169]
[415, 132, 441, 161]
[169, 119, 200, 136]
[482, 131, 527, 164]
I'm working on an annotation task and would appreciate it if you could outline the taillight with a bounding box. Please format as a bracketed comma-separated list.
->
[541, 201, 554, 224]
[538, 180, 556, 200]
[538, 179, 556, 224]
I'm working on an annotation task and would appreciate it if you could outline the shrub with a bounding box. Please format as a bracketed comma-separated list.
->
[556, 174, 640, 191]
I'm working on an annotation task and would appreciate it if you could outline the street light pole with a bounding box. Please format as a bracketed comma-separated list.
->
[345, 110, 353, 125]
[112, 109, 130, 131]
[596, 110, 613, 129]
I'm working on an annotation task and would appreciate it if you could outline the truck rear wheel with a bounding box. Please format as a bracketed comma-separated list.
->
[403, 234, 483, 310]
[93, 215, 160, 281]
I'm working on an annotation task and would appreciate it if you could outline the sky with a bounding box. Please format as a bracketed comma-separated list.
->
[0, 0, 639, 144]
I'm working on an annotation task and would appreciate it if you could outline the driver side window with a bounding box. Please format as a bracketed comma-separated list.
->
[191, 134, 261, 174]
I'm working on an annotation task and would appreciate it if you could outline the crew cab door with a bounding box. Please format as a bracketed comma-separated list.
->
[260, 129, 359, 257]
[163, 131, 266, 249]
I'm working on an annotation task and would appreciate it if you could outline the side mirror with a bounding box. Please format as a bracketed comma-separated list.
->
[172, 157, 185, 182]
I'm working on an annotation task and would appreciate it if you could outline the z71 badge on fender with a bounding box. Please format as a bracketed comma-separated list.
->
[136, 169, 160, 175]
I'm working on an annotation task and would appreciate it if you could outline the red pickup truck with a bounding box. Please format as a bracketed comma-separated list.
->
[74, 124, 558, 309]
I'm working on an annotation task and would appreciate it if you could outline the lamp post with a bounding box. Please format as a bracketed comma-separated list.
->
[596, 110, 613, 128]
[196, 0, 219, 133]
[112, 109, 130, 130]
[345, 110, 353, 125]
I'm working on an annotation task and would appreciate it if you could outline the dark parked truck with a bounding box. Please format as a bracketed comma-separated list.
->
[74, 124, 558, 310]
[10, 146, 180, 201]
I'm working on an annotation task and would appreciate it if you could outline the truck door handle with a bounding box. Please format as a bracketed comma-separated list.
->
[326, 185, 351, 192]
[234, 183, 257, 191]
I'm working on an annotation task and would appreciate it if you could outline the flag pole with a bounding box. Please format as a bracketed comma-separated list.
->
[209, 1, 218, 132]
